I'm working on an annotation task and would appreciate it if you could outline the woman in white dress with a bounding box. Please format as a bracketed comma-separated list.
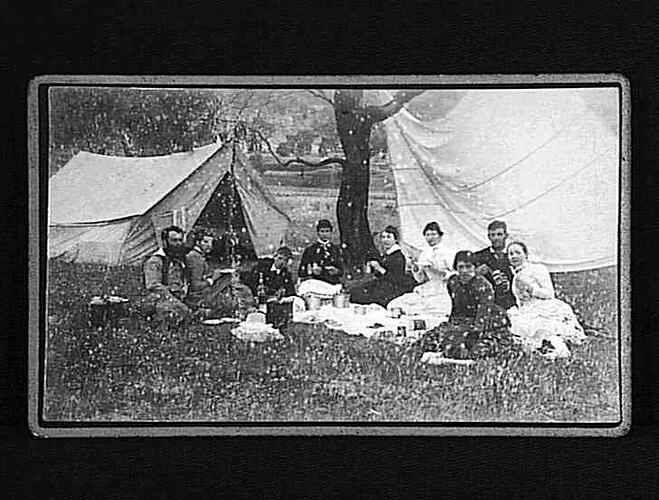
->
[387, 222, 453, 318]
[507, 241, 586, 357]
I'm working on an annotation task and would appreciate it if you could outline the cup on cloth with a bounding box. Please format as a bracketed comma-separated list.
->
[389, 307, 403, 318]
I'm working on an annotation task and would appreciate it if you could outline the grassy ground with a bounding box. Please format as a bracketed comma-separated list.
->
[43, 175, 621, 423]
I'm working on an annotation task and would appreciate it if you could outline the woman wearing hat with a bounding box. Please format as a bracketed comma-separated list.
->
[387, 221, 454, 318]
[420, 250, 512, 360]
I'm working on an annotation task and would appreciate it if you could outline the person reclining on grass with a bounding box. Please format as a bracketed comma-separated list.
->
[420, 250, 512, 360]
[297, 219, 345, 297]
[142, 225, 192, 323]
[184, 229, 253, 318]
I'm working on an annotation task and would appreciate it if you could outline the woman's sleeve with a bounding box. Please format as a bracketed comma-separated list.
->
[530, 264, 555, 299]
[434, 249, 453, 278]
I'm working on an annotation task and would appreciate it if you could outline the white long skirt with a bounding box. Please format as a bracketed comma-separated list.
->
[508, 298, 586, 357]
[387, 278, 452, 319]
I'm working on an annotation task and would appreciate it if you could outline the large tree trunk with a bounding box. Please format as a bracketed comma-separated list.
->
[332, 89, 424, 269]
[334, 96, 378, 268]
[336, 158, 378, 268]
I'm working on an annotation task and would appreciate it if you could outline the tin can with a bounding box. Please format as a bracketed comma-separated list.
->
[413, 319, 427, 331]
[397, 325, 407, 337]
[332, 292, 350, 308]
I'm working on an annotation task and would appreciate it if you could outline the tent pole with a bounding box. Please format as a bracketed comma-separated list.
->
[228, 135, 241, 316]
[228, 136, 238, 269]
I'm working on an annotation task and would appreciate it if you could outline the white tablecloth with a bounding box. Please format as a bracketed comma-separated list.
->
[293, 303, 447, 345]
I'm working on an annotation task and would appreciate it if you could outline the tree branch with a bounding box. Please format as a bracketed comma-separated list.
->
[282, 156, 346, 168]
[366, 89, 425, 123]
[247, 123, 346, 176]
[307, 90, 334, 106]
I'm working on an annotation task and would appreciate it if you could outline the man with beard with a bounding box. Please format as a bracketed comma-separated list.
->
[473, 220, 516, 310]
[142, 225, 192, 323]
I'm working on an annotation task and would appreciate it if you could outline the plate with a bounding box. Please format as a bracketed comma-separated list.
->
[107, 296, 129, 303]
[202, 319, 223, 325]
[202, 318, 240, 325]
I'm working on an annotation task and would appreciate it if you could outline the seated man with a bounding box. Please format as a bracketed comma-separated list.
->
[297, 219, 344, 296]
[185, 228, 256, 318]
[473, 220, 516, 310]
[142, 225, 192, 323]
[245, 246, 296, 299]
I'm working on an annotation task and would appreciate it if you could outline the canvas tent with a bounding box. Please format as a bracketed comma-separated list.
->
[48, 142, 291, 265]
[365, 88, 619, 273]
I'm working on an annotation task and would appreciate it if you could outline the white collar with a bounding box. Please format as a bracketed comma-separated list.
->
[386, 244, 401, 255]
[317, 239, 331, 246]
[155, 247, 185, 265]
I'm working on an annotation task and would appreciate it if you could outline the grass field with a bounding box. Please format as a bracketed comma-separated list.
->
[43, 174, 621, 423]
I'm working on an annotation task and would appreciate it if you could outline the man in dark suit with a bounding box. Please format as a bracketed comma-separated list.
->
[298, 219, 344, 286]
[473, 220, 516, 310]
[245, 246, 296, 299]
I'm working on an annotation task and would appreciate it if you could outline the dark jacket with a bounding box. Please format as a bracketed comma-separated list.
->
[472, 246, 516, 309]
[298, 241, 344, 285]
[245, 258, 296, 298]
[350, 248, 415, 306]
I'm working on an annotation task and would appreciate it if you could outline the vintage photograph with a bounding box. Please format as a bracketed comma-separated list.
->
[29, 75, 629, 436]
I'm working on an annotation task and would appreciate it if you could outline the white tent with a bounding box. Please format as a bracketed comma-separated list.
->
[372, 88, 619, 272]
[48, 142, 291, 265]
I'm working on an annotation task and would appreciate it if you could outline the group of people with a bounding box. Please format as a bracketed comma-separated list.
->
[142, 217, 586, 359]
[370, 220, 586, 359]
[142, 226, 296, 324]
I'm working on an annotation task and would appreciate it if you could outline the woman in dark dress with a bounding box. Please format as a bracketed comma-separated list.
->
[350, 226, 416, 307]
[421, 250, 512, 360]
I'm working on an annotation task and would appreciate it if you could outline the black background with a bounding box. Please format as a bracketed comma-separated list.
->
[2, 0, 658, 497]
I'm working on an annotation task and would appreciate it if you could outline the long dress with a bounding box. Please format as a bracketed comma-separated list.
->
[387, 242, 453, 318]
[421, 274, 512, 360]
[349, 246, 415, 307]
[508, 262, 586, 356]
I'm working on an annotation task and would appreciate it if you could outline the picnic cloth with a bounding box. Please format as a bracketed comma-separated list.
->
[294, 302, 446, 345]
[297, 279, 343, 298]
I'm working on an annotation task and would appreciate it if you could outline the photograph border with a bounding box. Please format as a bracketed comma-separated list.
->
[28, 74, 631, 437]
